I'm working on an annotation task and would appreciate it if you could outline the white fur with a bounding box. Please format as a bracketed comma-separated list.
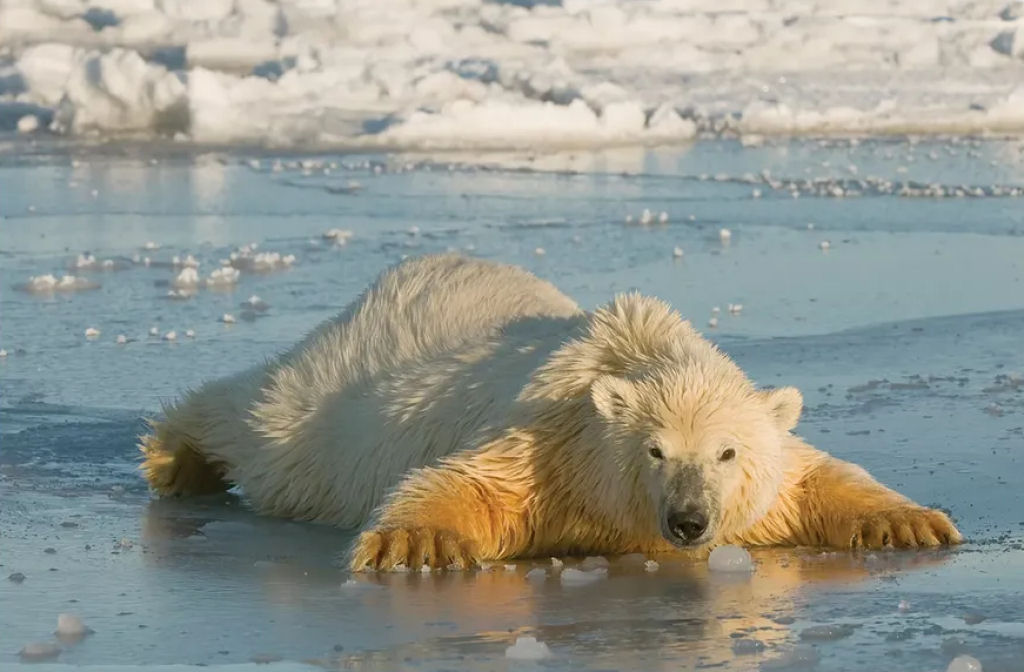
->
[170, 254, 583, 526]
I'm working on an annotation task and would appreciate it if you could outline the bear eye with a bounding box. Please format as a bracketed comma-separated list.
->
[720, 448, 736, 462]
[648, 447, 664, 460]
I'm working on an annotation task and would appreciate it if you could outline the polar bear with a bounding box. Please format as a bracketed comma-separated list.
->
[140, 254, 962, 570]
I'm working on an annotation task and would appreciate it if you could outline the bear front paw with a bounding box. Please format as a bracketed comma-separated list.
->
[845, 506, 963, 550]
[348, 527, 480, 572]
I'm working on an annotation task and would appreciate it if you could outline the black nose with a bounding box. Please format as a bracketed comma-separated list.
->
[668, 508, 708, 542]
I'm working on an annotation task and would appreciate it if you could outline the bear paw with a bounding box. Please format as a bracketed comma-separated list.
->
[845, 506, 963, 549]
[348, 527, 480, 572]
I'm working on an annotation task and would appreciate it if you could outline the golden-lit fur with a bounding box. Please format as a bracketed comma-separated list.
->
[139, 254, 962, 571]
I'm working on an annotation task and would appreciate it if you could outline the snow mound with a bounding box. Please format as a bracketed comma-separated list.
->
[6, 0, 1024, 147]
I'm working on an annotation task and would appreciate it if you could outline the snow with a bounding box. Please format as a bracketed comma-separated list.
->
[948, 656, 983, 672]
[5, 0, 1024, 149]
[504, 636, 552, 661]
[707, 545, 753, 573]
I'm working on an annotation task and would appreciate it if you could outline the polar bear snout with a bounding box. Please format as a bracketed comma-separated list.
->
[667, 507, 708, 543]
[658, 464, 717, 546]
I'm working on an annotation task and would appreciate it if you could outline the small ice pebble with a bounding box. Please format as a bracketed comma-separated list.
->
[0, 349, 7, 358]
[708, 545, 753, 573]
[580, 556, 609, 570]
[534, 247, 545, 256]
[163, 331, 176, 341]
[898, 599, 911, 612]
[659, 211, 669, 223]
[116, 334, 127, 344]
[185, 329, 195, 338]
[17, 114, 40, 133]
[711, 306, 720, 314]
[728, 303, 743, 315]
[708, 317, 718, 328]
[149, 326, 159, 336]
[719, 228, 732, 241]
[56, 613, 89, 638]
[672, 246, 684, 258]
[84, 327, 100, 339]
[221, 313, 236, 324]
[947, 656, 982, 672]
[644, 560, 660, 572]
[505, 636, 552, 661]
[559, 567, 607, 586]
[19, 642, 60, 661]
[550, 557, 563, 568]
[819, 240, 831, 250]
[504, 564, 517, 572]
[525, 568, 546, 581]
[640, 209, 653, 224]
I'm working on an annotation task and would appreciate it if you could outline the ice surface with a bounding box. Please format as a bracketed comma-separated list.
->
[948, 656, 983, 672]
[5, 0, 1024, 148]
[206, 267, 240, 287]
[504, 636, 552, 661]
[707, 545, 753, 573]
[2, 144, 1024, 671]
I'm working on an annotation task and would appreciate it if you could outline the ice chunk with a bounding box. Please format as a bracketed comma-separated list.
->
[221, 313, 237, 324]
[18, 114, 40, 133]
[116, 334, 127, 344]
[504, 564, 517, 572]
[672, 246, 684, 258]
[173, 267, 200, 288]
[559, 567, 607, 586]
[56, 613, 91, 640]
[20, 274, 98, 293]
[707, 545, 753, 573]
[947, 656, 982, 672]
[719, 228, 732, 241]
[185, 329, 195, 338]
[799, 623, 855, 641]
[819, 240, 831, 250]
[84, 327, 100, 339]
[163, 330, 176, 341]
[534, 247, 546, 256]
[708, 317, 718, 328]
[550, 557, 564, 568]
[323, 228, 353, 243]
[206, 266, 240, 286]
[525, 568, 546, 581]
[19, 641, 60, 661]
[732, 638, 765, 655]
[898, 599, 912, 612]
[580, 556, 609, 570]
[728, 303, 743, 315]
[644, 560, 660, 572]
[242, 295, 268, 311]
[505, 636, 552, 661]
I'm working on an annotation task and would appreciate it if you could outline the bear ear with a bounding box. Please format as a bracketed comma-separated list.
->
[763, 386, 803, 432]
[591, 375, 638, 424]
